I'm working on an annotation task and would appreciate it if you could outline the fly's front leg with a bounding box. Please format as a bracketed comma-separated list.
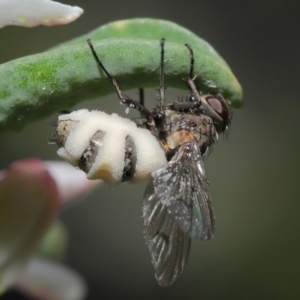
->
[184, 43, 227, 128]
[185, 43, 202, 104]
[167, 43, 202, 112]
[87, 39, 152, 118]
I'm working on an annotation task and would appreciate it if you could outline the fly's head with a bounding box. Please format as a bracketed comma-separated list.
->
[183, 92, 231, 134]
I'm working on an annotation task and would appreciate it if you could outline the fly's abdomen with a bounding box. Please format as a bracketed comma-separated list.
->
[56, 110, 167, 185]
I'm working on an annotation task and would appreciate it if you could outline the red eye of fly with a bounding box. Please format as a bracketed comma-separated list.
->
[205, 95, 229, 122]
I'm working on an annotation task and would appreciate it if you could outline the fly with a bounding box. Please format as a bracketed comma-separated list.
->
[56, 38, 231, 286]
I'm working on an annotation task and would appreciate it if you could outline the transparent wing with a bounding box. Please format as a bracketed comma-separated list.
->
[152, 141, 215, 240]
[142, 181, 191, 286]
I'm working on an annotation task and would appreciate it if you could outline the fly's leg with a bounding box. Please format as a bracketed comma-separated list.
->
[185, 44, 230, 132]
[136, 37, 165, 117]
[187, 43, 194, 80]
[137, 38, 166, 129]
[167, 43, 202, 112]
[185, 43, 202, 103]
[87, 39, 152, 118]
[139, 88, 145, 108]
[159, 38, 166, 114]
[151, 38, 167, 121]
[133, 88, 148, 126]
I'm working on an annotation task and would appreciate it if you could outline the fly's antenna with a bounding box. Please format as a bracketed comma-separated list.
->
[159, 38, 166, 114]
[87, 39, 151, 118]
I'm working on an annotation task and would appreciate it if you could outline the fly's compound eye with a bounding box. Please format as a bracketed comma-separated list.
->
[205, 95, 229, 122]
[202, 94, 231, 132]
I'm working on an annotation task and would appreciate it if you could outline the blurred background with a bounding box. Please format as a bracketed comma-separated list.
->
[0, 0, 299, 299]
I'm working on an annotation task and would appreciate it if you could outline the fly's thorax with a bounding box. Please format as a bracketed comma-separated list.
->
[56, 110, 167, 185]
[162, 110, 217, 153]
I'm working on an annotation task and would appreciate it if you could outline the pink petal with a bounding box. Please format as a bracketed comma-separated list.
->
[0, 159, 99, 293]
[0, 159, 62, 292]
[17, 258, 87, 300]
[44, 161, 101, 204]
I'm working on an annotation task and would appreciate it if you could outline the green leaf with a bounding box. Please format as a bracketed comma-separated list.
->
[0, 18, 243, 138]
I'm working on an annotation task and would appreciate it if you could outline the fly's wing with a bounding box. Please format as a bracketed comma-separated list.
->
[142, 181, 191, 286]
[153, 142, 215, 240]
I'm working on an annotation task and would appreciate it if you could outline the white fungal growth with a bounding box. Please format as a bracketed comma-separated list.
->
[56, 110, 167, 185]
